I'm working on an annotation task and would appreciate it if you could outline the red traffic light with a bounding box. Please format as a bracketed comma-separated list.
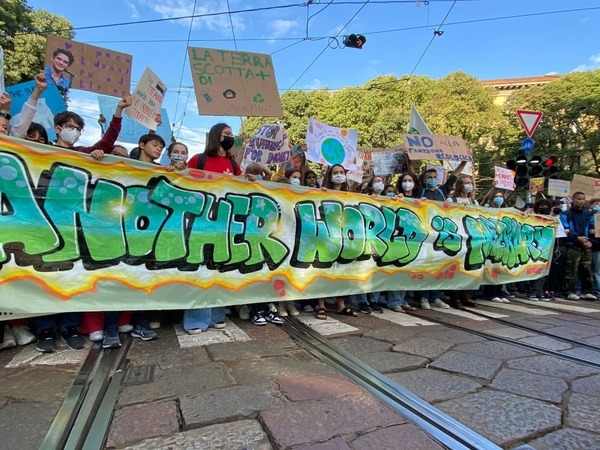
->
[343, 34, 366, 49]
[543, 156, 557, 167]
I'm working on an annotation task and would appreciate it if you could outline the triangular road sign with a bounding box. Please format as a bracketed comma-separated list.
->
[516, 110, 543, 137]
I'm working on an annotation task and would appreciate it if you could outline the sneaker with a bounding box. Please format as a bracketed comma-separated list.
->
[0, 326, 17, 350]
[213, 321, 226, 329]
[238, 305, 250, 320]
[431, 298, 450, 309]
[358, 303, 372, 314]
[286, 303, 300, 316]
[11, 325, 36, 346]
[420, 298, 431, 310]
[528, 295, 539, 301]
[581, 293, 597, 300]
[118, 324, 134, 333]
[276, 304, 288, 317]
[538, 296, 551, 302]
[62, 326, 85, 350]
[89, 330, 104, 342]
[302, 304, 315, 313]
[500, 298, 511, 303]
[251, 311, 267, 326]
[265, 310, 284, 326]
[36, 328, 56, 353]
[491, 297, 503, 303]
[369, 302, 384, 313]
[567, 293, 580, 301]
[102, 329, 121, 349]
[149, 321, 161, 330]
[187, 328, 203, 335]
[131, 325, 159, 341]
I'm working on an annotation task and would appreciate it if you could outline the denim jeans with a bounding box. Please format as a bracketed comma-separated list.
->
[386, 291, 408, 308]
[592, 250, 600, 296]
[183, 307, 225, 332]
[34, 313, 81, 335]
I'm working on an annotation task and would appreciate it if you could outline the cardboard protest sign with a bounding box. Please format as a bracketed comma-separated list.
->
[127, 67, 166, 129]
[6, 81, 66, 141]
[98, 95, 172, 146]
[45, 35, 132, 97]
[595, 213, 600, 238]
[444, 159, 473, 176]
[188, 47, 283, 117]
[306, 118, 359, 170]
[530, 177, 545, 194]
[570, 174, 600, 198]
[403, 134, 473, 162]
[347, 151, 365, 184]
[285, 145, 305, 171]
[547, 179, 570, 197]
[494, 166, 515, 191]
[0, 46, 5, 94]
[241, 124, 290, 171]
[426, 164, 446, 186]
[372, 150, 407, 175]
[0, 134, 557, 313]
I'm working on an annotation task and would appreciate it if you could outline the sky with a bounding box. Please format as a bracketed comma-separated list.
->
[26, 0, 600, 155]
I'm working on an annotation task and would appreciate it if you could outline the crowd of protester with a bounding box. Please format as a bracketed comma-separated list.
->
[0, 71, 598, 354]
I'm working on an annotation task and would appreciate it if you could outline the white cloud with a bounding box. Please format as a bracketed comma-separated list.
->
[124, 0, 140, 19]
[302, 78, 324, 90]
[139, 0, 246, 33]
[572, 53, 600, 72]
[269, 19, 299, 38]
[545, 71, 559, 76]
[580, 17, 590, 24]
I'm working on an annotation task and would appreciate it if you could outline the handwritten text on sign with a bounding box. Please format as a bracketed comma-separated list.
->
[494, 166, 515, 191]
[188, 47, 283, 117]
[127, 67, 166, 129]
[45, 35, 132, 97]
[403, 134, 473, 162]
[0, 135, 554, 314]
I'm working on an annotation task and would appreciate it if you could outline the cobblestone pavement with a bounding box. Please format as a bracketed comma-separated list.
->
[1, 298, 600, 449]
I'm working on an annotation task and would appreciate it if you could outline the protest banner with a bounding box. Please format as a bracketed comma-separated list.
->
[45, 35, 132, 97]
[372, 150, 407, 175]
[98, 95, 172, 146]
[127, 67, 166, 129]
[570, 174, 600, 198]
[188, 47, 283, 117]
[6, 81, 66, 141]
[306, 118, 359, 170]
[240, 124, 290, 171]
[494, 167, 515, 191]
[547, 179, 570, 197]
[0, 46, 5, 94]
[403, 134, 473, 162]
[0, 135, 555, 314]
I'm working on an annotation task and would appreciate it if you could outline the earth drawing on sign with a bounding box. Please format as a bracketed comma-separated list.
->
[321, 137, 345, 165]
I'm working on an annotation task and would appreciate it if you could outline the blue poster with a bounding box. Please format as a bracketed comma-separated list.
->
[6, 81, 67, 141]
[98, 95, 172, 146]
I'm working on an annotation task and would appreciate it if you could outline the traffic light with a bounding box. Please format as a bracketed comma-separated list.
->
[528, 155, 543, 177]
[513, 151, 529, 188]
[343, 34, 366, 49]
[542, 156, 558, 178]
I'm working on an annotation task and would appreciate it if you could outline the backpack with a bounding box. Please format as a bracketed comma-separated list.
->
[196, 153, 239, 175]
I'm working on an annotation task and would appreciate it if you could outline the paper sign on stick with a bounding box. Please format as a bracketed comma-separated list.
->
[347, 151, 365, 184]
[188, 47, 283, 117]
[403, 134, 473, 162]
[494, 166, 515, 191]
[306, 118, 358, 170]
[45, 35, 132, 97]
[127, 67, 166, 129]
[547, 179, 570, 197]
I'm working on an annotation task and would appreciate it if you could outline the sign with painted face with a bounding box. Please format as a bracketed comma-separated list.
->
[44, 35, 132, 97]
[188, 47, 283, 117]
[0, 135, 556, 314]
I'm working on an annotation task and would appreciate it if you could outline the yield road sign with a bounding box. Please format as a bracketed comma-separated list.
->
[516, 110, 543, 137]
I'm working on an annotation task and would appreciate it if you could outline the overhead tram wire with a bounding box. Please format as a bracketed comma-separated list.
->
[285, 0, 373, 93]
[226, 0, 247, 135]
[172, 0, 198, 142]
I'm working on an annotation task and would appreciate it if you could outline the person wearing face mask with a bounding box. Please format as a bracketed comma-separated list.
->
[245, 162, 272, 182]
[395, 172, 421, 199]
[285, 168, 302, 186]
[419, 161, 467, 201]
[588, 198, 600, 299]
[188, 123, 242, 175]
[524, 199, 554, 302]
[365, 175, 386, 196]
[164, 141, 189, 171]
[52, 94, 132, 161]
[447, 175, 479, 206]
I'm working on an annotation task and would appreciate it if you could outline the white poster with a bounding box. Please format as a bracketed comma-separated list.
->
[306, 117, 358, 170]
[241, 124, 290, 172]
[494, 166, 515, 191]
[547, 179, 570, 197]
[347, 151, 365, 184]
[127, 66, 166, 129]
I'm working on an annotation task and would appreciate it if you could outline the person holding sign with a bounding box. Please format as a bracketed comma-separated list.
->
[45, 48, 75, 90]
[188, 123, 242, 175]
[419, 161, 466, 201]
[9, 71, 48, 140]
[0, 92, 10, 135]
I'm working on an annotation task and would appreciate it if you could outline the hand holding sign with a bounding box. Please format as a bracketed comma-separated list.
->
[115, 93, 133, 118]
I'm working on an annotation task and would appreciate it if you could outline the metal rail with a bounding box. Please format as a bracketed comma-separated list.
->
[284, 316, 502, 450]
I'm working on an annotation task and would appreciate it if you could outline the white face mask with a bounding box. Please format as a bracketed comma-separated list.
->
[170, 154, 187, 163]
[59, 126, 81, 145]
[332, 174, 346, 185]
[290, 178, 301, 185]
[464, 183, 473, 193]
[373, 181, 385, 193]
[402, 181, 414, 191]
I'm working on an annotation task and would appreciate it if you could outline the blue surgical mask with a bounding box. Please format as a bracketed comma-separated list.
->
[254, 175, 263, 181]
[426, 178, 437, 188]
[290, 178, 301, 185]
[386, 192, 395, 197]
[493, 197, 504, 206]
[593, 206, 600, 213]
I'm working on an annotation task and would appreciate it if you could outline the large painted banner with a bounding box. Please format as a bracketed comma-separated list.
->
[0, 136, 555, 314]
